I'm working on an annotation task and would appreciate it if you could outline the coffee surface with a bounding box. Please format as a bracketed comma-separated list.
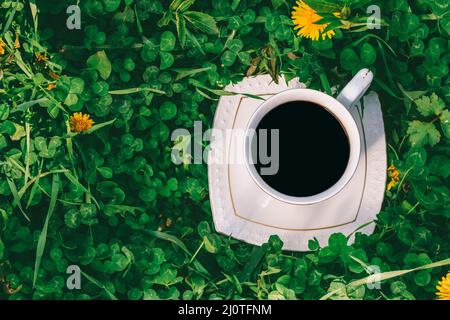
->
[253, 101, 350, 197]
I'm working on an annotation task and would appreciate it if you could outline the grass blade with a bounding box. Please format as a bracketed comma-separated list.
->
[189, 79, 266, 100]
[85, 118, 116, 134]
[174, 66, 212, 81]
[320, 257, 450, 300]
[142, 229, 211, 277]
[142, 229, 190, 255]
[24, 122, 31, 186]
[14, 51, 33, 78]
[2, 4, 17, 35]
[33, 173, 59, 287]
[67, 119, 117, 138]
[239, 246, 266, 282]
[26, 162, 43, 209]
[61, 168, 100, 208]
[6, 177, 30, 222]
[12, 98, 48, 113]
[19, 169, 69, 198]
[81, 271, 118, 300]
[109, 87, 166, 95]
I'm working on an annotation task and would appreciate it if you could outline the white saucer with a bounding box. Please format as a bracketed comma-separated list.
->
[208, 75, 387, 251]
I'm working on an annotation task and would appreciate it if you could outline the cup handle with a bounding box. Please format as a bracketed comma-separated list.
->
[337, 68, 374, 109]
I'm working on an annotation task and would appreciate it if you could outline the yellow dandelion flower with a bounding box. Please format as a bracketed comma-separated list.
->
[387, 163, 400, 191]
[49, 71, 60, 80]
[291, 0, 338, 41]
[0, 37, 6, 55]
[36, 52, 47, 62]
[69, 112, 94, 133]
[14, 33, 20, 49]
[436, 272, 450, 300]
[47, 83, 56, 91]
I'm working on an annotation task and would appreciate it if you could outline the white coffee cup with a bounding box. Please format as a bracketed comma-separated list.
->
[244, 69, 374, 205]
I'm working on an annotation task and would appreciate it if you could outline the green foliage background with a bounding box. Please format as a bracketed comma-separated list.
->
[0, 0, 449, 300]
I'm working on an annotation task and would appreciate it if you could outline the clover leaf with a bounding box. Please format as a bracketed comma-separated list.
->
[160, 31, 176, 52]
[221, 50, 237, 67]
[87, 51, 112, 80]
[111, 253, 130, 272]
[139, 188, 157, 202]
[340, 47, 360, 71]
[160, 52, 175, 70]
[103, 0, 121, 13]
[360, 43, 377, 65]
[159, 101, 177, 120]
[204, 234, 221, 254]
[390, 12, 426, 41]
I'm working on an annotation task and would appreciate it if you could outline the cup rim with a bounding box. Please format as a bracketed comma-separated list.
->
[244, 88, 361, 205]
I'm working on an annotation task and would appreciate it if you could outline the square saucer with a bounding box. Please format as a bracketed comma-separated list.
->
[208, 75, 387, 251]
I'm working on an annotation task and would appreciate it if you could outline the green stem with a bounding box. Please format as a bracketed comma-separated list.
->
[319, 72, 332, 96]
[405, 202, 420, 215]
[387, 143, 399, 160]
[24, 122, 31, 186]
[395, 167, 413, 198]
[189, 240, 205, 264]
[19, 169, 70, 198]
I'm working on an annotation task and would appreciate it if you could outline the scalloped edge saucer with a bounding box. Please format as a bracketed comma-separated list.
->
[208, 75, 386, 251]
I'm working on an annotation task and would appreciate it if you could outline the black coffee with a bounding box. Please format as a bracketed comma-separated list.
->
[253, 101, 350, 197]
